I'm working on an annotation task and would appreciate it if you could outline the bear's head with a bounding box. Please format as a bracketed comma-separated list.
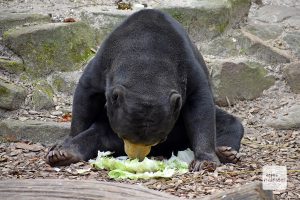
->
[105, 56, 183, 160]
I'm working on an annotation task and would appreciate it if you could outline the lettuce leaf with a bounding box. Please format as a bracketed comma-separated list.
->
[90, 150, 193, 180]
[108, 168, 176, 179]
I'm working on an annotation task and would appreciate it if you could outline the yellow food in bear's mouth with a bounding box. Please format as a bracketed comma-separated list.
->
[124, 139, 151, 161]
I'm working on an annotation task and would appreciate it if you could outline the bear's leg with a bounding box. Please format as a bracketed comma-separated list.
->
[70, 83, 106, 137]
[45, 80, 108, 166]
[183, 87, 220, 171]
[46, 119, 123, 166]
[46, 126, 99, 166]
[215, 107, 244, 163]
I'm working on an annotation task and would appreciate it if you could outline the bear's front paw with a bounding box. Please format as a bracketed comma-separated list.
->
[45, 144, 83, 167]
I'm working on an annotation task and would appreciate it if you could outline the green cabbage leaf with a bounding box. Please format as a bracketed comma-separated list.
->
[90, 149, 194, 180]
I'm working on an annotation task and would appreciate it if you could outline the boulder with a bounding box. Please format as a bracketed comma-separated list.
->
[3, 22, 96, 77]
[209, 59, 276, 106]
[253, 5, 300, 23]
[244, 21, 283, 41]
[159, 0, 251, 42]
[283, 31, 300, 59]
[261, 0, 300, 8]
[50, 71, 82, 95]
[266, 104, 300, 130]
[201, 29, 291, 64]
[200, 33, 245, 57]
[0, 12, 50, 35]
[0, 119, 70, 144]
[285, 16, 300, 30]
[30, 80, 55, 110]
[0, 58, 25, 74]
[0, 78, 26, 110]
[239, 29, 291, 64]
[283, 62, 300, 93]
[81, 0, 252, 43]
[80, 6, 134, 44]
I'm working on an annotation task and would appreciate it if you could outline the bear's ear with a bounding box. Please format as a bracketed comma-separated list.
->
[170, 91, 182, 114]
[111, 85, 125, 105]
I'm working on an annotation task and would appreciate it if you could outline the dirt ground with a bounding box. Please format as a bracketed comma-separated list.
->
[0, 0, 299, 199]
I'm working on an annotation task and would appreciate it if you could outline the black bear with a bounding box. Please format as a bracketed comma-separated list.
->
[46, 9, 244, 171]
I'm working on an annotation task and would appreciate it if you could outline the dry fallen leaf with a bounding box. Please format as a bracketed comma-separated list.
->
[58, 113, 72, 122]
[15, 142, 44, 152]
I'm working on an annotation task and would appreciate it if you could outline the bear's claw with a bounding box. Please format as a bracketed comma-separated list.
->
[45, 145, 82, 166]
[216, 146, 240, 164]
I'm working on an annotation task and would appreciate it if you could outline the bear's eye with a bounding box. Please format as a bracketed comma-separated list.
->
[111, 85, 125, 105]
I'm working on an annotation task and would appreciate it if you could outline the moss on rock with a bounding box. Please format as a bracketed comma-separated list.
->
[0, 12, 51, 36]
[50, 71, 82, 95]
[163, 7, 230, 42]
[159, 0, 251, 42]
[0, 58, 25, 74]
[283, 62, 300, 94]
[3, 22, 96, 77]
[0, 78, 26, 110]
[211, 59, 276, 106]
[30, 80, 55, 110]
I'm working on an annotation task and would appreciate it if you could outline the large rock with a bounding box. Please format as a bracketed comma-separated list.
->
[0, 119, 70, 144]
[285, 16, 300, 30]
[209, 59, 276, 106]
[30, 80, 55, 110]
[283, 31, 300, 59]
[0, 58, 25, 74]
[261, 0, 300, 8]
[200, 34, 244, 57]
[244, 21, 283, 41]
[3, 22, 96, 77]
[266, 104, 300, 130]
[253, 5, 300, 23]
[284, 62, 300, 93]
[159, 0, 251, 42]
[242, 33, 291, 64]
[201, 29, 291, 64]
[50, 71, 82, 95]
[0, 12, 50, 36]
[81, 6, 134, 44]
[0, 78, 26, 110]
[81, 0, 251, 43]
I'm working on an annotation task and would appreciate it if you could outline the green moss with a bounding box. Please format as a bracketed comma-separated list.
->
[65, 24, 95, 66]
[19, 73, 30, 82]
[38, 86, 53, 98]
[218, 62, 275, 101]
[167, 10, 184, 23]
[0, 58, 25, 74]
[0, 85, 9, 95]
[52, 76, 65, 92]
[3, 22, 96, 78]
[238, 46, 247, 55]
[36, 42, 56, 66]
[33, 79, 54, 98]
[68, 38, 94, 64]
[2, 31, 10, 40]
[229, 0, 251, 7]
[216, 20, 229, 33]
[228, 0, 251, 23]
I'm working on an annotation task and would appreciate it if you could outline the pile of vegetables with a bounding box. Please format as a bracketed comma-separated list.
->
[90, 149, 194, 180]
